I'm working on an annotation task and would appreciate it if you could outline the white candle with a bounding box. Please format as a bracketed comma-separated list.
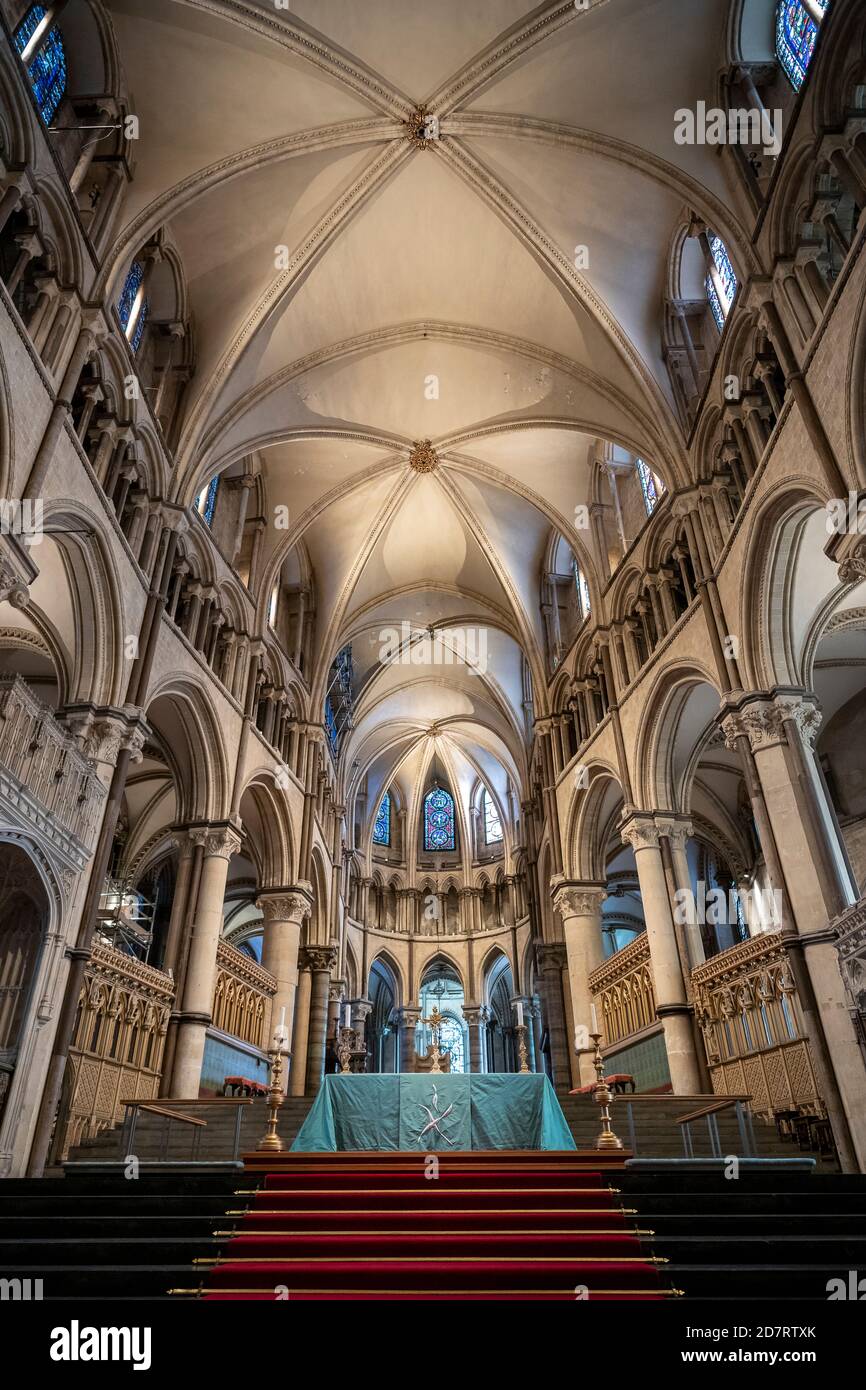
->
[591, 1002, 598, 1034]
[515, 1000, 524, 1026]
[278, 1006, 286, 1029]
[343, 1003, 352, 1029]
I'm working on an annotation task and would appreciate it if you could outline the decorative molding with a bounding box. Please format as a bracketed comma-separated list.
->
[408, 439, 438, 473]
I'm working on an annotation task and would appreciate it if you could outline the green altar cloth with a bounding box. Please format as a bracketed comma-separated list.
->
[290, 1073, 576, 1152]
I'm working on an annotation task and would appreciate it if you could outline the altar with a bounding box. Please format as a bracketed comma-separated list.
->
[290, 1073, 576, 1152]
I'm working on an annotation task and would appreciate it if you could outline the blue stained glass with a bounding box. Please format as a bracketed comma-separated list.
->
[15, 7, 67, 126]
[776, 1, 828, 92]
[118, 262, 144, 332]
[131, 298, 149, 352]
[424, 787, 455, 852]
[194, 476, 219, 527]
[373, 793, 391, 847]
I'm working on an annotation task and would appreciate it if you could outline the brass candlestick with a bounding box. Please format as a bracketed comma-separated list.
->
[515, 1022, 530, 1073]
[337, 1025, 358, 1074]
[590, 1031, 623, 1151]
[257, 1046, 285, 1152]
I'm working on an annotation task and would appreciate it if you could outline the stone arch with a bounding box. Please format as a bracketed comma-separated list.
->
[367, 948, 403, 1008]
[566, 762, 624, 880]
[635, 661, 723, 812]
[308, 844, 330, 947]
[144, 680, 230, 824]
[740, 482, 841, 688]
[237, 775, 295, 889]
[29, 499, 127, 706]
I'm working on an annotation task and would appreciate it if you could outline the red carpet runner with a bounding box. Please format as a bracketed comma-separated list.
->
[200, 1151, 671, 1301]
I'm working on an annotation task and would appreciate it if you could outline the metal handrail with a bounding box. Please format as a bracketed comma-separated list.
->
[119, 1097, 255, 1164]
[673, 1096, 756, 1158]
[133, 1104, 206, 1127]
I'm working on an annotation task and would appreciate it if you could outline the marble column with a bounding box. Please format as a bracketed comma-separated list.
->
[721, 693, 865, 1170]
[551, 881, 607, 1085]
[620, 815, 702, 1094]
[462, 1005, 490, 1073]
[171, 824, 242, 1097]
[289, 963, 312, 1097]
[256, 884, 312, 1057]
[536, 943, 571, 1090]
[397, 1006, 421, 1074]
[303, 946, 337, 1097]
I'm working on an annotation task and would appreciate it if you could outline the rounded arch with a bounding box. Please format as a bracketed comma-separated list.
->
[143, 679, 230, 823]
[740, 481, 838, 688]
[635, 661, 723, 812]
[566, 762, 624, 881]
[30, 499, 127, 706]
[237, 775, 295, 889]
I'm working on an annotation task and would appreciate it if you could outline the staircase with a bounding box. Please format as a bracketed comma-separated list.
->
[189, 1151, 666, 1300]
[619, 1169, 866, 1299]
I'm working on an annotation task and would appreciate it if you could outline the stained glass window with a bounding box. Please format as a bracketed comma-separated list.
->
[483, 789, 503, 845]
[705, 233, 738, 330]
[424, 786, 455, 852]
[15, 6, 67, 126]
[130, 298, 149, 352]
[637, 458, 665, 516]
[776, 0, 828, 92]
[373, 793, 391, 847]
[117, 261, 149, 351]
[574, 562, 591, 621]
[194, 476, 219, 527]
[438, 1014, 466, 1073]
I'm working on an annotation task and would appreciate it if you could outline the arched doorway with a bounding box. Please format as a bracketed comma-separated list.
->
[486, 953, 516, 1072]
[367, 957, 398, 1073]
[417, 959, 467, 1074]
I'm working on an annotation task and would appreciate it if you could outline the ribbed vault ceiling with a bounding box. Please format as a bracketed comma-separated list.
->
[102, 0, 744, 812]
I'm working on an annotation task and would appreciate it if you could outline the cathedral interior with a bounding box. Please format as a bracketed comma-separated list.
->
[2, 0, 866, 1320]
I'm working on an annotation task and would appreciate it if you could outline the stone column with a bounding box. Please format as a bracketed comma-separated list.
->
[620, 815, 702, 1094]
[552, 881, 607, 1085]
[257, 885, 312, 1057]
[303, 946, 336, 1096]
[289, 962, 312, 1096]
[463, 1005, 490, 1073]
[536, 943, 571, 1091]
[353, 1000, 373, 1059]
[721, 693, 865, 1170]
[397, 1006, 421, 1074]
[171, 824, 242, 1097]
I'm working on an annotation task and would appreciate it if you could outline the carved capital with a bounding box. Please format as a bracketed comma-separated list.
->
[537, 942, 568, 972]
[620, 815, 661, 853]
[655, 817, 693, 850]
[257, 882, 313, 924]
[721, 692, 822, 752]
[191, 823, 242, 861]
[301, 945, 337, 973]
[552, 879, 607, 919]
